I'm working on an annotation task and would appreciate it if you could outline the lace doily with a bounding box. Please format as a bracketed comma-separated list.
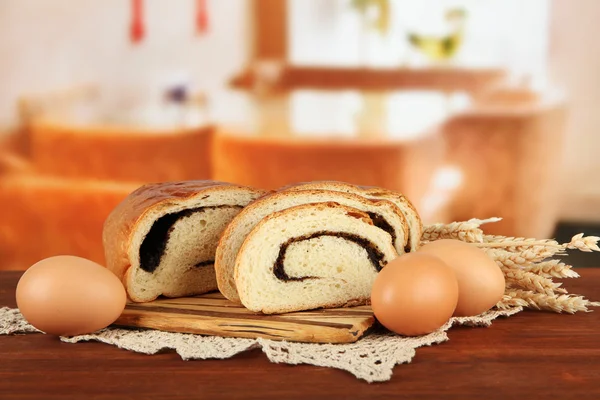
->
[0, 306, 521, 382]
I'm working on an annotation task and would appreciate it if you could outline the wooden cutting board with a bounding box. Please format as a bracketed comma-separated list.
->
[113, 292, 375, 344]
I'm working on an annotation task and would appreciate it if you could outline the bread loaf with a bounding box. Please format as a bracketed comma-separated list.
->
[280, 181, 423, 252]
[212, 132, 413, 196]
[0, 174, 138, 270]
[215, 189, 409, 302]
[103, 180, 267, 302]
[234, 202, 398, 314]
[29, 121, 214, 183]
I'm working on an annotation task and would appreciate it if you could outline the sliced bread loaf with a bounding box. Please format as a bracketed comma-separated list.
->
[279, 181, 423, 252]
[214, 189, 408, 302]
[103, 180, 267, 302]
[235, 202, 398, 314]
[0, 173, 138, 270]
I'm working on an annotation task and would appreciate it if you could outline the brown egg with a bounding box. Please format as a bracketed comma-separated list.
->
[418, 239, 506, 317]
[16, 255, 127, 336]
[371, 253, 459, 336]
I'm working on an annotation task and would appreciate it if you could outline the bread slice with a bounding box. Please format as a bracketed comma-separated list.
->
[215, 189, 408, 302]
[279, 181, 423, 252]
[103, 180, 267, 302]
[235, 202, 398, 314]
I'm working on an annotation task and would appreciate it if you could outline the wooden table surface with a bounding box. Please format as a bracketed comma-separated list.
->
[1, 269, 599, 400]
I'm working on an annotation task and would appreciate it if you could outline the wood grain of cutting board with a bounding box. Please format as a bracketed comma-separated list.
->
[113, 292, 376, 344]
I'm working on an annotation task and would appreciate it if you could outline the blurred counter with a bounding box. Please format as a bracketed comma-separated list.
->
[212, 89, 452, 223]
[212, 86, 566, 238]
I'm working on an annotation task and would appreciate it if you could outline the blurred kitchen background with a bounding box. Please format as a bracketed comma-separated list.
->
[0, 0, 598, 270]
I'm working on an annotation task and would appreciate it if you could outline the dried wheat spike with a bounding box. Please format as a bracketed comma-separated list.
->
[506, 289, 597, 314]
[495, 295, 528, 309]
[422, 217, 502, 243]
[477, 235, 562, 252]
[465, 217, 503, 226]
[525, 260, 580, 279]
[485, 248, 560, 266]
[471, 233, 599, 255]
[502, 267, 566, 295]
[422, 224, 482, 243]
[565, 234, 600, 253]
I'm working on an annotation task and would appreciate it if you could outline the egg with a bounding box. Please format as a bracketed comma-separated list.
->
[16, 255, 127, 336]
[418, 239, 505, 317]
[371, 253, 459, 336]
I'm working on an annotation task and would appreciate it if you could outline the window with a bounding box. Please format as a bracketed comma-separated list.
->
[289, 0, 550, 81]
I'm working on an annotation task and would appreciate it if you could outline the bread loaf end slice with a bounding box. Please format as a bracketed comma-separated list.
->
[235, 202, 398, 314]
[215, 189, 407, 303]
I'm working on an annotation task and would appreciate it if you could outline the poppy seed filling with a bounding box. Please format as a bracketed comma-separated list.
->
[365, 212, 396, 243]
[273, 231, 388, 282]
[139, 205, 242, 273]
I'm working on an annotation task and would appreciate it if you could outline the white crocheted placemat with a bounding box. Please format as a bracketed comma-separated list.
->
[0, 306, 521, 382]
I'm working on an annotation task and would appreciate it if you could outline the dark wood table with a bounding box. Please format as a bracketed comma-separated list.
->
[1, 269, 599, 399]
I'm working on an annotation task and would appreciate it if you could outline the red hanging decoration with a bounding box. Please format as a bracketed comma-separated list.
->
[130, 0, 145, 44]
[196, 0, 209, 35]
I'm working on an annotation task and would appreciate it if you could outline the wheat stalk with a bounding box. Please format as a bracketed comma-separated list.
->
[505, 289, 599, 314]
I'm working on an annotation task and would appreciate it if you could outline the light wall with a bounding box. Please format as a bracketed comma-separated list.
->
[0, 0, 251, 128]
[0, 0, 598, 223]
[549, 0, 600, 222]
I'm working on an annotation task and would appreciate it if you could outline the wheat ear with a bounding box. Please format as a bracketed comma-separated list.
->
[484, 248, 560, 265]
[524, 260, 580, 279]
[495, 295, 528, 310]
[476, 234, 599, 254]
[422, 217, 501, 243]
[565, 234, 600, 252]
[506, 289, 599, 314]
[502, 268, 566, 295]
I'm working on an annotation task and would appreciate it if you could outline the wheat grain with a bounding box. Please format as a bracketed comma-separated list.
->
[565, 234, 600, 253]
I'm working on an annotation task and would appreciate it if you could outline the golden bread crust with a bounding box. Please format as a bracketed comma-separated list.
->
[279, 180, 423, 250]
